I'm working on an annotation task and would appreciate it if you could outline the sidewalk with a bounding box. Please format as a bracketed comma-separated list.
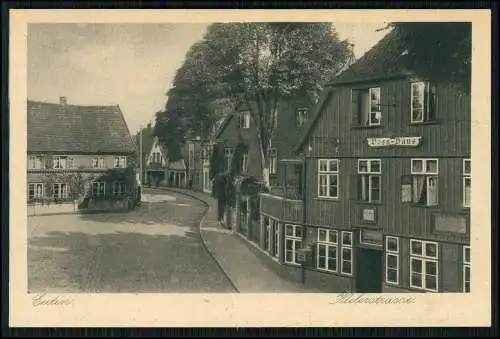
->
[148, 186, 320, 293]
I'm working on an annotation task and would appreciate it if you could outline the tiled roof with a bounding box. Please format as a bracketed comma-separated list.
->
[28, 100, 136, 154]
[331, 26, 410, 85]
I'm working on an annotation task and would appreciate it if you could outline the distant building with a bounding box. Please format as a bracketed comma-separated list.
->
[27, 96, 138, 212]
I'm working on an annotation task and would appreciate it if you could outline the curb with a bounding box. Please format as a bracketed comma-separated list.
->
[145, 187, 240, 293]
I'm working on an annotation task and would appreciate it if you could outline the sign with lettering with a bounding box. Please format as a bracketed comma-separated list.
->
[367, 137, 422, 148]
[362, 208, 376, 222]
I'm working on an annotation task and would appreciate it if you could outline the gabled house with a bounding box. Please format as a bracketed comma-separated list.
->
[143, 136, 188, 188]
[258, 23, 471, 293]
[214, 92, 316, 184]
[27, 96, 138, 213]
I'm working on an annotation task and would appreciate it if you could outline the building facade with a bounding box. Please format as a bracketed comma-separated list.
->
[259, 24, 471, 293]
[27, 97, 138, 213]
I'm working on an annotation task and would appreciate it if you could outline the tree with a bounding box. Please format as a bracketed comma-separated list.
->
[188, 22, 355, 187]
[384, 22, 471, 93]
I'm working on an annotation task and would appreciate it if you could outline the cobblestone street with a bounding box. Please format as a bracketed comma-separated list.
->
[28, 189, 236, 293]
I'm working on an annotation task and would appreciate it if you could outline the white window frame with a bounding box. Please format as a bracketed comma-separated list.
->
[91, 181, 106, 197]
[262, 216, 271, 253]
[463, 159, 471, 208]
[52, 183, 68, 199]
[368, 87, 382, 126]
[270, 108, 278, 129]
[463, 246, 470, 293]
[316, 228, 338, 272]
[340, 231, 353, 276]
[284, 224, 303, 264]
[114, 156, 127, 168]
[53, 155, 73, 169]
[296, 108, 309, 127]
[28, 155, 43, 169]
[239, 111, 250, 129]
[318, 159, 339, 199]
[113, 182, 127, 196]
[224, 147, 233, 171]
[241, 151, 248, 173]
[358, 159, 382, 202]
[28, 183, 44, 200]
[410, 81, 430, 123]
[385, 236, 400, 285]
[411, 158, 439, 206]
[272, 219, 280, 259]
[409, 239, 439, 292]
[92, 156, 105, 169]
[268, 148, 277, 175]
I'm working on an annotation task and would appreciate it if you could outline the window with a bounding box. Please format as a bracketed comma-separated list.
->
[28, 155, 44, 169]
[296, 108, 309, 127]
[268, 148, 277, 175]
[272, 219, 280, 259]
[463, 159, 471, 208]
[341, 231, 353, 275]
[463, 246, 470, 293]
[91, 182, 106, 196]
[113, 182, 127, 196]
[358, 159, 381, 202]
[239, 111, 250, 129]
[28, 183, 44, 200]
[405, 159, 439, 206]
[317, 228, 338, 272]
[114, 156, 127, 168]
[53, 155, 74, 169]
[92, 157, 105, 169]
[262, 216, 271, 252]
[224, 148, 233, 171]
[285, 224, 303, 264]
[188, 143, 195, 168]
[351, 87, 381, 127]
[410, 239, 439, 292]
[410, 81, 435, 123]
[241, 151, 248, 173]
[202, 145, 212, 166]
[53, 183, 68, 199]
[385, 236, 400, 285]
[318, 159, 339, 199]
[270, 108, 278, 128]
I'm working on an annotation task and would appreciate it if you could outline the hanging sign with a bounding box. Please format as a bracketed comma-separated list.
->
[367, 136, 422, 148]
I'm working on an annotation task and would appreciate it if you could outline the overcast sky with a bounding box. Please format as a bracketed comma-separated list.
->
[27, 22, 389, 135]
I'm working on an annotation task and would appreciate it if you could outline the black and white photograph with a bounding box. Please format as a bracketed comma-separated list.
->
[9, 9, 491, 327]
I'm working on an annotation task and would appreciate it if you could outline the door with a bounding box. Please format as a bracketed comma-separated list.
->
[355, 247, 383, 293]
[203, 167, 211, 193]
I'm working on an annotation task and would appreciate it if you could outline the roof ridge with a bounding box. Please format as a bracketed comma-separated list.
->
[27, 99, 120, 109]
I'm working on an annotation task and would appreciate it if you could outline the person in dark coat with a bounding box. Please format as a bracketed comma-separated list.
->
[213, 171, 228, 222]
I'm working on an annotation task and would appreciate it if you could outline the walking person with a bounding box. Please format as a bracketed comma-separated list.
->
[213, 171, 227, 226]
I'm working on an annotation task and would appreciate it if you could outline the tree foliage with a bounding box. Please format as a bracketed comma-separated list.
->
[389, 22, 471, 93]
[157, 22, 355, 185]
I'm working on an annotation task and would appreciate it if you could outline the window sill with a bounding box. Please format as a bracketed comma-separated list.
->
[409, 286, 438, 293]
[284, 261, 301, 267]
[406, 203, 441, 209]
[351, 125, 385, 130]
[352, 200, 383, 206]
[316, 197, 340, 201]
[408, 120, 441, 126]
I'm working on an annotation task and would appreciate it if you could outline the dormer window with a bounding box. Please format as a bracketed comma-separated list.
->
[239, 111, 250, 129]
[296, 108, 309, 127]
[410, 81, 436, 123]
[351, 87, 382, 127]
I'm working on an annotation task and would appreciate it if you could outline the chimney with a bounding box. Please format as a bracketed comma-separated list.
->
[59, 96, 67, 105]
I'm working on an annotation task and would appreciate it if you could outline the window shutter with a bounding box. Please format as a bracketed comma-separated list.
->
[350, 90, 360, 126]
[401, 175, 413, 203]
[427, 82, 437, 121]
[349, 174, 358, 201]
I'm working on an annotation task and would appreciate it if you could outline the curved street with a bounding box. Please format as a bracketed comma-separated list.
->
[28, 189, 236, 293]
